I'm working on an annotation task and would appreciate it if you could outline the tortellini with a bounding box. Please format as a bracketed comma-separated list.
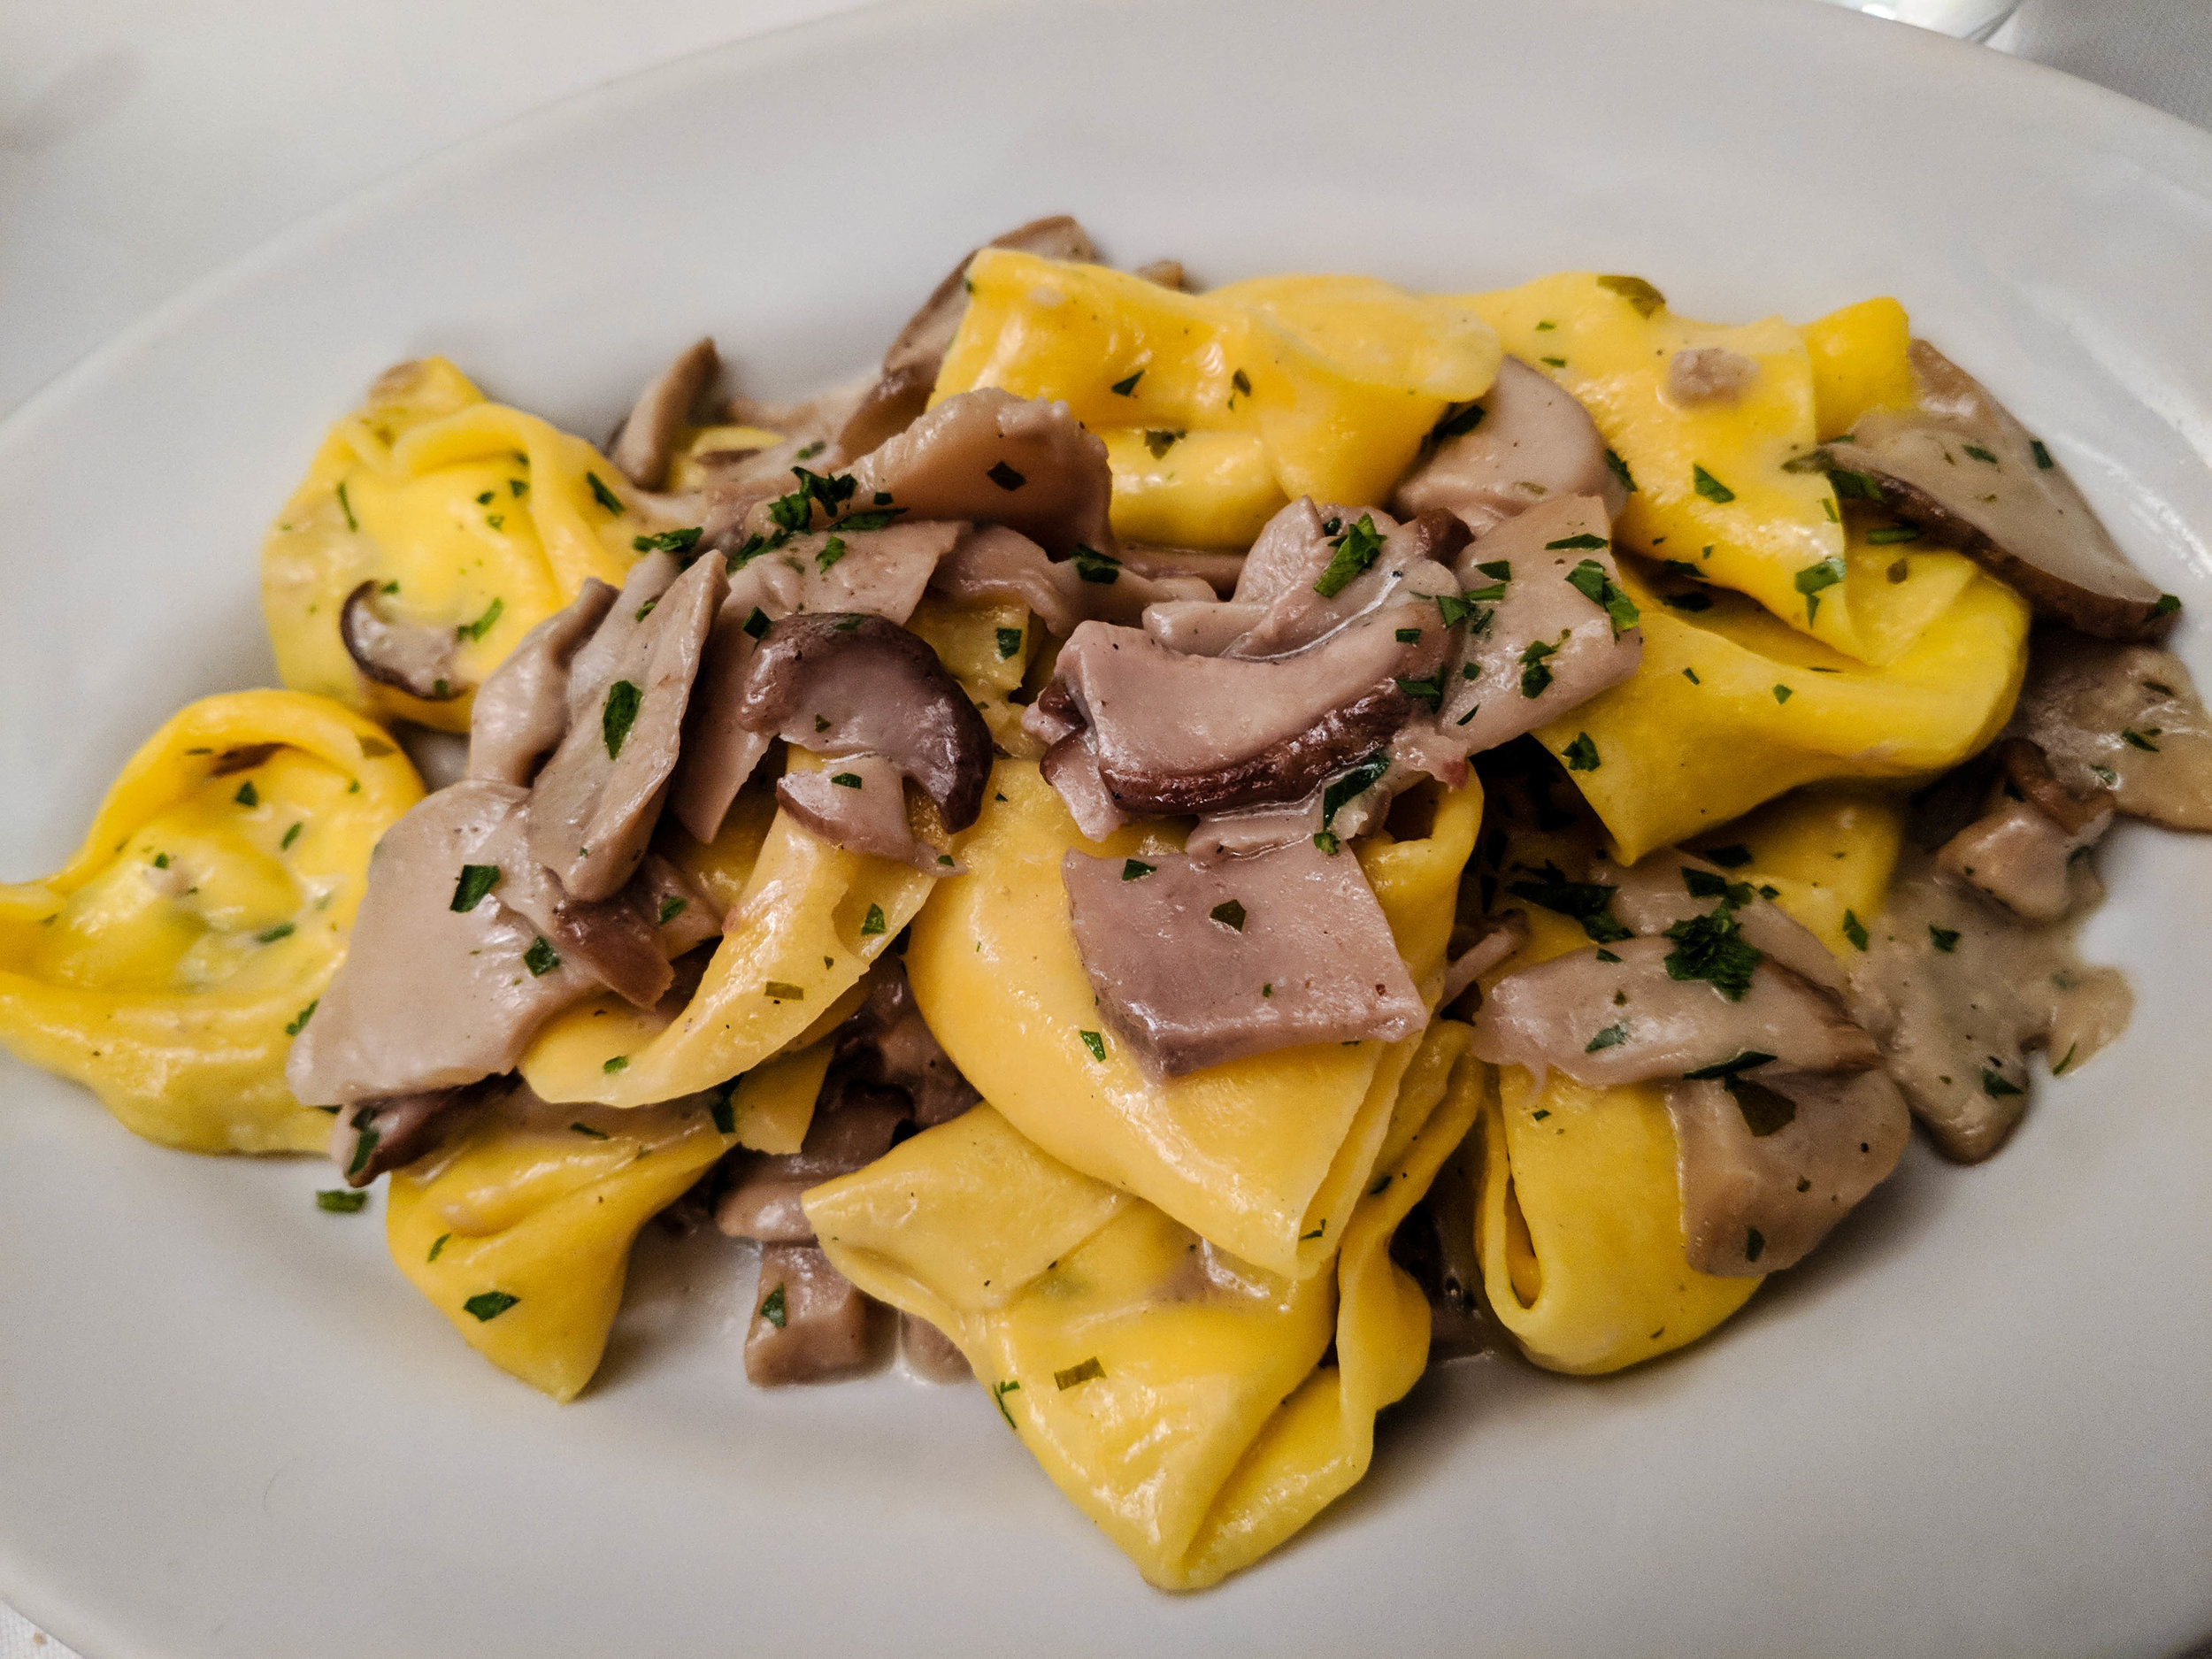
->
[810, 1020, 1483, 1589]
[1466, 273, 1972, 666]
[0, 690, 422, 1151]
[1537, 557, 2026, 861]
[386, 1087, 737, 1402]
[261, 356, 657, 732]
[937, 251, 1501, 547]
[906, 761, 1480, 1278]
[517, 776, 936, 1106]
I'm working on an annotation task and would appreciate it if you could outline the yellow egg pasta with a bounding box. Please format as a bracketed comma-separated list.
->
[809, 1019, 1483, 1589]
[0, 690, 422, 1151]
[262, 357, 657, 732]
[386, 1090, 735, 1402]
[906, 760, 1479, 1279]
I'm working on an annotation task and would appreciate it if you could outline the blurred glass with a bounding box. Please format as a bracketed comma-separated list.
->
[1812, 0, 2021, 42]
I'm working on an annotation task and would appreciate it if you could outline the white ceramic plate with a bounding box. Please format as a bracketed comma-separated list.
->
[4, 2, 2210, 1654]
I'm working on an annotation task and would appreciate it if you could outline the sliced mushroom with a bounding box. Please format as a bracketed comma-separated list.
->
[1063, 836, 1424, 1080]
[327, 1087, 463, 1188]
[1027, 580, 1451, 826]
[526, 549, 726, 902]
[1390, 1119, 1486, 1359]
[1823, 342, 2174, 640]
[467, 578, 618, 786]
[900, 1311, 972, 1382]
[1664, 347, 1759, 407]
[2002, 632, 2212, 829]
[1225, 503, 1470, 661]
[828, 956, 979, 1129]
[1933, 741, 2112, 924]
[1665, 1064, 1910, 1275]
[340, 581, 465, 702]
[778, 753, 950, 873]
[1401, 494, 1642, 769]
[1117, 543, 1243, 596]
[672, 519, 967, 845]
[1440, 910, 1532, 1008]
[1598, 850, 1847, 994]
[849, 388, 1114, 559]
[1392, 355, 1629, 538]
[1471, 935, 1878, 1088]
[1848, 845, 2132, 1162]
[930, 523, 1215, 638]
[1141, 599, 1270, 656]
[746, 1242, 875, 1386]
[609, 337, 719, 490]
[284, 781, 603, 1105]
[837, 215, 1099, 460]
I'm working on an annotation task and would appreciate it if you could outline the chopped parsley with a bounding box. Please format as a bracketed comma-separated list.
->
[1321, 752, 1390, 826]
[1828, 467, 1885, 503]
[1683, 868, 1753, 905]
[759, 1284, 788, 1328]
[1562, 732, 1601, 772]
[1980, 1068, 2024, 1098]
[464, 1291, 519, 1322]
[1546, 534, 1608, 551]
[634, 527, 703, 555]
[2123, 728, 2160, 752]
[815, 534, 848, 574]
[1122, 859, 1156, 881]
[996, 626, 1024, 660]
[1210, 899, 1248, 931]
[1565, 559, 1640, 638]
[1605, 448, 1637, 493]
[743, 606, 772, 639]
[1143, 428, 1183, 457]
[1773, 684, 1794, 703]
[1313, 513, 1385, 598]
[1793, 556, 1846, 622]
[1586, 1021, 1629, 1054]
[1313, 831, 1341, 856]
[1540, 356, 1567, 368]
[284, 1000, 319, 1037]
[335, 480, 358, 532]
[1396, 627, 1423, 643]
[523, 936, 562, 976]
[994, 1379, 1021, 1427]
[1841, 910, 1870, 951]
[1662, 908, 1763, 1001]
[861, 902, 887, 937]
[587, 472, 625, 514]
[2153, 593, 2181, 618]
[1744, 1227, 1765, 1264]
[1865, 525, 1921, 546]
[1079, 1030, 1107, 1062]
[1929, 925, 1961, 952]
[280, 821, 303, 850]
[1433, 593, 1479, 627]
[1071, 545, 1121, 586]
[657, 895, 688, 925]
[1596, 273, 1666, 315]
[316, 1189, 367, 1213]
[457, 596, 504, 642]
[257, 922, 296, 944]
[1504, 863, 1632, 943]
[602, 1056, 626, 1075]
[602, 680, 642, 758]
[1110, 371, 1143, 396]
[2030, 439, 2054, 469]
[234, 781, 259, 809]
[1692, 465, 1735, 503]
[831, 772, 864, 789]
[1054, 1356, 1106, 1390]
[764, 980, 804, 1001]
[1232, 369, 1253, 397]
[427, 1233, 449, 1263]
[1962, 444, 1999, 465]
[1518, 638, 1559, 699]
[1394, 672, 1443, 710]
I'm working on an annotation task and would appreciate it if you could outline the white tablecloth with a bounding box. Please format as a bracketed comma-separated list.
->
[3, 0, 2207, 1652]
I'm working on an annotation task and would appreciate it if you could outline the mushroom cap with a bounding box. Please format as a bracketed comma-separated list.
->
[339, 580, 465, 703]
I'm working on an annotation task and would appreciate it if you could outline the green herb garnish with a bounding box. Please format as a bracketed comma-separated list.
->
[602, 680, 642, 758]
[523, 936, 561, 976]
[465, 1291, 519, 1322]
[1313, 513, 1385, 598]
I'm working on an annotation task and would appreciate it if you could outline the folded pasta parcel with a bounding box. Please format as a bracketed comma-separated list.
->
[809, 1020, 1483, 1588]
[262, 356, 669, 732]
[0, 690, 422, 1152]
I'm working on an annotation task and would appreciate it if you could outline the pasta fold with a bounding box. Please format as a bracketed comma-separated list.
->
[906, 761, 1479, 1278]
[261, 357, 655, 732]
[808, 1020, 1484, 1589]
[0, 691, 422, 1152]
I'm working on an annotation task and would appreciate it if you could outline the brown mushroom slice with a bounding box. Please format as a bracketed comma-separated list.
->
[1665, 1064, 1910, 1275]
[1597, 851, 1847, 994]
[838, 215, 1099, 460]
[2002, 633, 2212, 829]
[829, 956, 979, 1129]
[1440, 910, 1532, 1008]
[526, 550, 727, 902]
[671, 520, 965, 845]
[339, 581, 465, 702]
[328, 1087, 463, 1189]
[1848, 846, 2131, 1162]
[1824, 342, 2173, 640]
[900, 1312, 972, 1382]
[284, 780, 603, 1106]
[1233, 497, 1386, 608]
[1141, 599, 1270, 657]
[736, 612, 992, 834]
[1392, 355, 1629, 537]
[745, 1243, 875, 1386]
[849, 388, 1114, 559]
[1409, 494, 1642, 766]
[1118, 543, 1243, 597]
[1062, 837, 1424, 1081]
[1471, 936, 1878, 1089]
[930, 524, 1214, 638]
[609, 337, 719, 490]
[1225, 503, 1470, 661]
[778, 753, 949, 874]
[1933, 742, 2113, 925]
[467, 578, 618, 786]
[1026, 586, 1451, 824]
[718, 1091, 910, 1245]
